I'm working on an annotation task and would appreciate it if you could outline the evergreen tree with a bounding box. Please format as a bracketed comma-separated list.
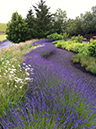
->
[6, 12, 28, 43]
[33, 0, 53, 39]
[25, 9, 37, 39]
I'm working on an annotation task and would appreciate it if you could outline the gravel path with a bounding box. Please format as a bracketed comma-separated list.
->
[44, 48, 96, 90]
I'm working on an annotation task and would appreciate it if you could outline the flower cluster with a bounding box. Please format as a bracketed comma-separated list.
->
[1, 39, 96, 128]
[0, 58, 33, 89]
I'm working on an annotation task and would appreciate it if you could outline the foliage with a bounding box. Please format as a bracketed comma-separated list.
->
[81, 11, 94, 36]
[71, 54, 96, 74]
[56, 42, 63, 48]
[70, 35, 83, 43]
[87, 39, 96, 57]
[78, 43, 88, 55]
[25, 9, 37, 39]
[55, 40, 85, 53]
[47, 33, 63, 40]
[66, 17, 83, 36]
[6, 12, 28, 43]
[51, 40, 59, 44]
[53, 8, 67, 33]
[1, 39, 96, 128]
[62, 32, 69, 41]
[33, 0, 53, 39]
[55, 39, 96, 74]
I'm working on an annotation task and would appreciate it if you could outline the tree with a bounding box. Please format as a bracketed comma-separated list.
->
[81, 11, 94, 38]
[66, 16, 84, 37]
[25, 9, 37, 39]
[53, 8, 67, 33]
[91, 6, 96, 34]
[33, 0, 53, 39]
[6, 12, 28, 43]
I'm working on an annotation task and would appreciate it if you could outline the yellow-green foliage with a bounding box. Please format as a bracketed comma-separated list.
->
[0, 34, 7, 42]
[55, 40, 85, 53]
[0, 23, 7, 33]
[71, 54, 96, 74]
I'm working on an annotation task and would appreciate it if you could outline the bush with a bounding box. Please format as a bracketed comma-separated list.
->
[47, 33, 63, 40]
[79, 43, 88, 55]
[56, 42, 63, 48]
[87, 39, 96, 57]
[6, 12, 28, 43]
[71, 54, 96, 74]
[71, 35, 83, 43]
[63, 32, 69, 41]
[52, 41, 58, 44]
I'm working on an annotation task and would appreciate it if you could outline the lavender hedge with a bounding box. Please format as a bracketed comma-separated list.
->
[0, 39, 96, 129]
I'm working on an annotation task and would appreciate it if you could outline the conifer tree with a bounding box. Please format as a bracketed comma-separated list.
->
[33, 0, 53, 39]
[25, 9, 37, 39]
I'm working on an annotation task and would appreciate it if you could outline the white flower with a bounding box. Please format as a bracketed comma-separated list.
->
[12, 65, 15, 68]
[28, 64, 31, 67]
[25, 72, 30, 76]
[15, 78, 23, 83]
[8, 68, 11, 70]
[20, 86, 22, 89]
[26, 67, 30, 70]
[15, 85, 17, 88]
[5, 70, 8, 73]
[1, 58, 4, 61]
[7, 83, 9, 85]
[25, 77, 30, 81]
[6, 60, 9, 64]
[23, 63, 26, 65]
[3, 73, 6, 75]
[25, 65, 28, 68]
[11, 69, 16, 72]
[10, 71, 14, 74]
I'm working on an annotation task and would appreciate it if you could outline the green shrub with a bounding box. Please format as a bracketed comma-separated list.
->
[92, 64, 96, 74]
[86, 65, 94, 72]
[71, 54, 96, 74]
[79, 43, 88, 55]
[52, 41, 58, 44]
[71, 35, 83, 43]
[71, 54, 82, 63]
[47, 33, 63, 40]
[56, 42, 63, 48]
[63, 32, 69, 41]
[87, 39, 96, 57]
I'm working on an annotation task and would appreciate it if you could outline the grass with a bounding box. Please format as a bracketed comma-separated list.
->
[0, 34, 7, 42]
[0, 23, 7, 33]
[0, 23, 7, 41]
[0, 39, 96, 128]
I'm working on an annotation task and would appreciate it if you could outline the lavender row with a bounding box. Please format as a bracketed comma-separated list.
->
[1, 39, 96, 129]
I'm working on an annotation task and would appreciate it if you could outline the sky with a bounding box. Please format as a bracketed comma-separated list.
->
[0, 0, 96, 23]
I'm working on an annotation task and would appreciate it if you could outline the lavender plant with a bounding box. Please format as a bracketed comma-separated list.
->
[1, 39, 96, 129]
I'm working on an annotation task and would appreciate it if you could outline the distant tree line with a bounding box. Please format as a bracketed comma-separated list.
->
[6, 0, 96, 43]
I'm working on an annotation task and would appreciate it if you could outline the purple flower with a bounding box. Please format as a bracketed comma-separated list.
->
[1, 39, 96, 128]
